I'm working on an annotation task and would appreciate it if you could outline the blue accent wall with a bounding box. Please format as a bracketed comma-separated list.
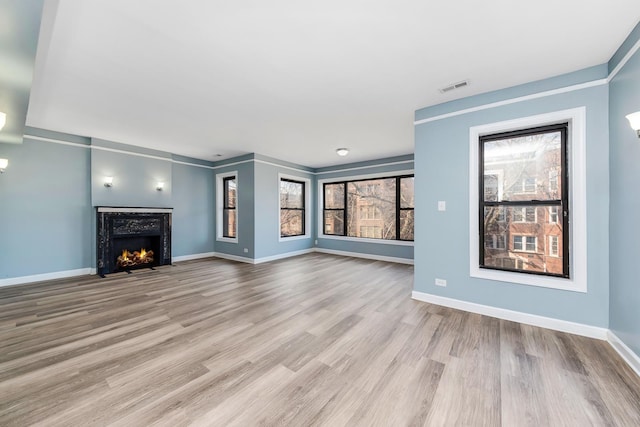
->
[0, 138, 93, 278]
[253, 155, 315, 260]
[90, 139, 173, 208]
[171, 162, 215, 257]
[414, 70, 610, 327]
[315, 155, 415, 261]
[212, 158, 255, 259]
[609, 28, 640, 356]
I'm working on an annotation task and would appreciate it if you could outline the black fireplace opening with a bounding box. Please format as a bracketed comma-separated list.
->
[97, 208, 172, 276]
[112, 235, 161, 271]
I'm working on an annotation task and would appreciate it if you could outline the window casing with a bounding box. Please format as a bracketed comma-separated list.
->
[322, 175, 414, 242]
[479, 123, 569, 278]
[280, 178, 305, 238]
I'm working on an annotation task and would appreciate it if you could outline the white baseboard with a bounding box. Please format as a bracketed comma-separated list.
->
[411, 291, 608, 340]
[254, 249, 315, 264]
[172, 252, 216, 263]
[0, 268, 93, 288]
[607, 331, 640, 378]
[212, 252, 255, 264]
[314, 248, 414, 265]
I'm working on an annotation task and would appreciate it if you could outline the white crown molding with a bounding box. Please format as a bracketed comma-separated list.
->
[24, 133, 411, 176]
[607, 37, 640, 83]
[414, 79, 607, 125]
[314, 160, 414, 175]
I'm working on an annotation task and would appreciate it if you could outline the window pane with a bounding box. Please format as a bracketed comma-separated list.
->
[324, 210, 344, 235]
[400, 177, 414, 208]
[223, 209, 236, 238]
[483, 130, 562, 202]
[280, 180, 304, 209]
[225, 178, 237, 208]
[324, 183, 344, 209]
[281, 210, 303, 236]
[483, 206, 563, 275]
[347, 179, 396, 240]
[400, 210, 414, 241]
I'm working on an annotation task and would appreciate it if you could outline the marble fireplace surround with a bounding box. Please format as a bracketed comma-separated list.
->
[96, 207, 172, 277]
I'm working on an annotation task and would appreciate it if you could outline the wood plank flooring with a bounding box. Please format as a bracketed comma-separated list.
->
[0, 253, 639, 426]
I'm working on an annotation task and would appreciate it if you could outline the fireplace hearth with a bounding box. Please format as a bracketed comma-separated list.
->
[96, 208, 172, 276]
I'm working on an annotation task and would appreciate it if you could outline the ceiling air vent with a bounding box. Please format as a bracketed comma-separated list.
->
[439, 80, 469, 94]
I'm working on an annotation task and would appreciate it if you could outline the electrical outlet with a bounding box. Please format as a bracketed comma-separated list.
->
[243, 248, 248, 253]
[438, 201, 446, 211]
[314, 240, 318, 245]
[435, 278, 447, 287]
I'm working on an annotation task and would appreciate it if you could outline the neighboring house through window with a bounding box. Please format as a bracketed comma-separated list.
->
[322, 174, 414, 242]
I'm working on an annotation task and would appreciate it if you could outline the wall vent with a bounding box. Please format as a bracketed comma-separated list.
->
[439, 80, 469, 94]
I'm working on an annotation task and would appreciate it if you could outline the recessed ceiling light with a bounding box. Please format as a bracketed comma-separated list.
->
[336, 148, 349, 156]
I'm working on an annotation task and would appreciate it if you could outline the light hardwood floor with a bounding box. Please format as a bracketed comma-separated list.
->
[0, 254, 639, 426]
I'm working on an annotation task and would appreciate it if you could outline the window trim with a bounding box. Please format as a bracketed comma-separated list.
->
[469, 108, 587, 293]
[278, 173, 311, 242]
[216, 170, 238, 243]
[317, 170, 415, 246]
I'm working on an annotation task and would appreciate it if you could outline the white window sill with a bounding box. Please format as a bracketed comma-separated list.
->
[470, 266, 586, 293]
[217, 237, 238, 244]
[319, 235, 414, 246]
[279, 234, 311, 242]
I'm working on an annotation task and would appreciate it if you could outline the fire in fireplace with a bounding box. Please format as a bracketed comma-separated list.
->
[117, 248, 155, 268]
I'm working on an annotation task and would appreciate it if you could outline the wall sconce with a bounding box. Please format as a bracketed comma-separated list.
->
[626, 112, 640, 138]
[0, 158, 8, 173]
[0, 112, 6, 131]
[156, 181, 165, 191]
[104, 176, 114, 187]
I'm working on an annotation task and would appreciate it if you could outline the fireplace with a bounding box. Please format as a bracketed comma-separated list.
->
[96, 207, 172, 276]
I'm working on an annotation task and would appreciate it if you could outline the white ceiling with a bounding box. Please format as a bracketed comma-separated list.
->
[26, 0, 640, 167]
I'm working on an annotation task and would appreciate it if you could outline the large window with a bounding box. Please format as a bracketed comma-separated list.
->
[280, 178, 305, 237]
[479, 123, 568, 278]
[323, 175, 414, 241]
[216, 171, 238, 242]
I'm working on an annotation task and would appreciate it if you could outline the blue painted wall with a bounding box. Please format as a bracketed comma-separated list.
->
[414, 70, 610, 327]
[212, 156, 255, 259]
[315, 155, 415, 261]
[171, 162, 215, 257]
[0, 137, 93, 278]
[609, 24, 640, 356]
[0, 130, 217, 280]
[253, 155, 315, 260]
[91, 139, 173, 208]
